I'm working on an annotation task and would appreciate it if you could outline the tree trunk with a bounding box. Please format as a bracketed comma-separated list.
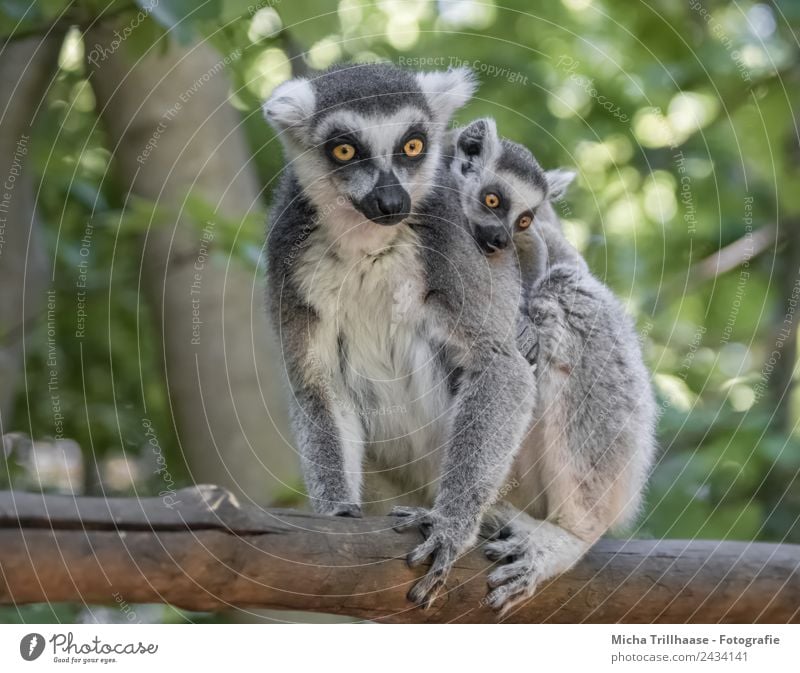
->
[770, 219, 800, 433]
[0, 34, 61, 430]
[84, 21, 297, 503]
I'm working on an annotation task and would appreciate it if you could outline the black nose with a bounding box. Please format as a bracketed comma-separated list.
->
[362, 171, 410, 225]
[376, 189, 406, 218]
[475, 224, 510, 253]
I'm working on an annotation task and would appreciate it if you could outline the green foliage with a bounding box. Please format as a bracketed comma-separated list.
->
[137, 0, 220, 43]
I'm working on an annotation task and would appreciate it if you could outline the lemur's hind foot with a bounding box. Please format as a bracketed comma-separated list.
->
[482, 513, 590, 615]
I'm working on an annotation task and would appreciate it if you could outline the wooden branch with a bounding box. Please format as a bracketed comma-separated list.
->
[689, 224, 778, 284]
[1, 487, 798, 623]
[648, 224, 780, 311]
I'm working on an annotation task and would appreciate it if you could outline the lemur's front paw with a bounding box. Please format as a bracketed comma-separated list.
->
[389, 505, 436, 534]
[390, 506, 472, 610]
[484, 534, 541, 614]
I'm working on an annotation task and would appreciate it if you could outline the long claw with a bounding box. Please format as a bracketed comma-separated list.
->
[407, 535, 437, 567]
[390, 505, 424, 518]
[392, 518, 421, 533]
[389, 506, 431, 533]
[408, 574, 445, 608]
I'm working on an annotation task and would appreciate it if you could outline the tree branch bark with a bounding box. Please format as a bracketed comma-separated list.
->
[1, 487, 798, 623]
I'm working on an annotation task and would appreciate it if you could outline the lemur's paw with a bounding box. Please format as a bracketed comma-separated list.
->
[516, 314, 539, 366]
[484, 537, 541, 614]
[331, 503, 362, 518]
[390, 506, 471, 610]
[405, 531, 460, 609]
[389, 506, 434, 536]
[484, 534, 527, 560]
[479, 517, 512, 541]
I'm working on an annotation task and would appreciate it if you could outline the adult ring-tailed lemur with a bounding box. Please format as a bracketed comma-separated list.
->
[263, 63, 536, 610]
[263, 64, 655, 613]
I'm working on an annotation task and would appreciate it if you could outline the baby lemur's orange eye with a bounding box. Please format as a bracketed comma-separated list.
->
[332, 143, 356, 161]
[403, 138, 424, 157]
[484, 193, 501, 208]
[518, 214, 533, 229]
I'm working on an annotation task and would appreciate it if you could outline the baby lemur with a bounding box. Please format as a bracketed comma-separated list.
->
[448, 118, 657, 612]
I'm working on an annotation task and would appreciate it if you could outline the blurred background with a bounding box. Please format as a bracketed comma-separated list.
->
[0, 0, 798, 623]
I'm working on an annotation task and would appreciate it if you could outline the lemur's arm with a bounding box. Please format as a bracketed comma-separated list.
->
[393, 317, 536, 606]
[270, 281, 363, 517]
[514, 226, 547, 364]
[515, 207, 589, 365]
[288, 380, 363, 517]
[437, 342, 535, 520]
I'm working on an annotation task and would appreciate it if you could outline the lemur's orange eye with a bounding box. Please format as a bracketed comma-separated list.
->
[484, 193, 501, 208]
[403, 138, 424, 157]
[332, 143, 356, 161]
[518, 214, 533, 229]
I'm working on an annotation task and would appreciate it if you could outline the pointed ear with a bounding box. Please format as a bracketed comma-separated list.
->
[546, 168, 577, 201]
[452, 118, 498, 175]
[415, 67, 477, 123]
[263, 77, 316, 139]
[457, 118, 497, 156]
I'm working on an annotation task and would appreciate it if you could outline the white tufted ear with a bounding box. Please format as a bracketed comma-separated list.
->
[415, 67, 477, 123]
[546, 168, 577, 201]
[263, 77, 316, 137]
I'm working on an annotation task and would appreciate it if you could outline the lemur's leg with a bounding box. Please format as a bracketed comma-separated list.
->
[391, 348, 536, 609]
[481, 353, 650, 613]
[291, 385, 363, 517]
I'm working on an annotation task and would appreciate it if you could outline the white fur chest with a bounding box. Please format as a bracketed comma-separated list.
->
[296, 225, 424, 379]
[295, 224, 451, 502]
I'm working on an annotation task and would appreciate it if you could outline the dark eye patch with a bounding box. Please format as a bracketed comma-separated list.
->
[394, 124, 428, 162]
[515, 209, 535, 230]
[323, 129, 368, 165]
[480, 184, 509, 214]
